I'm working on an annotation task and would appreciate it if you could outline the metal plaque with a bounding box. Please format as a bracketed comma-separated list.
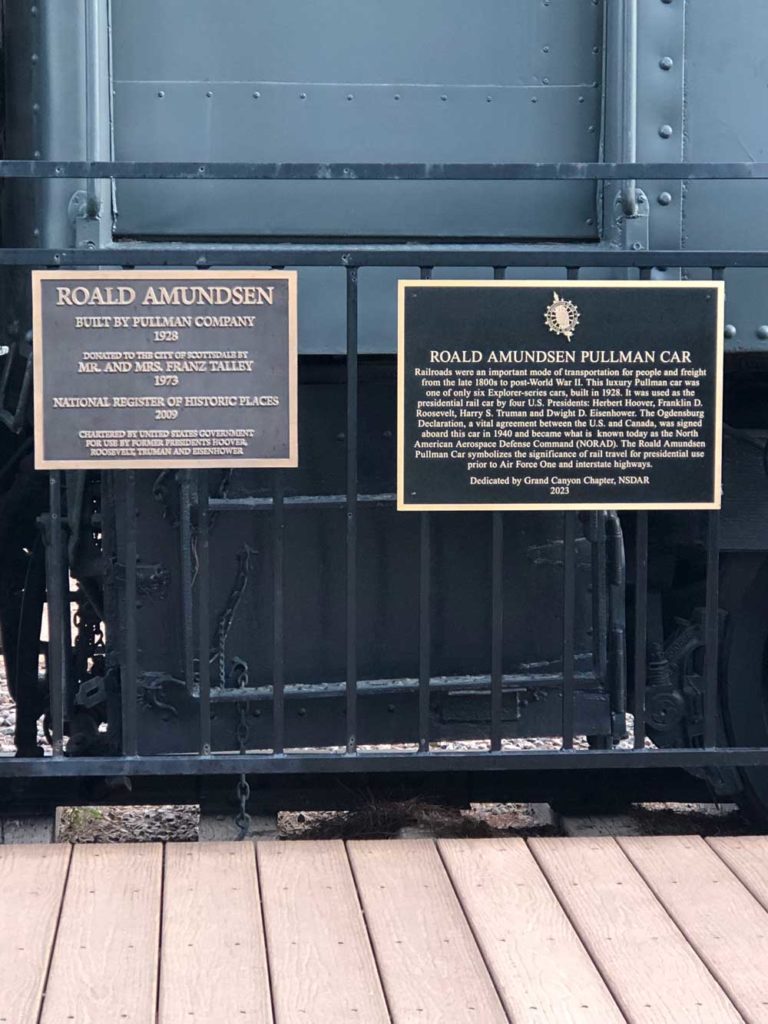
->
[33, 270, 297, 469]
[398, 281, 724, 511]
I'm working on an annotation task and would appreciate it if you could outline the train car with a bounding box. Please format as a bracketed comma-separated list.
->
[1, 0, 768, 823]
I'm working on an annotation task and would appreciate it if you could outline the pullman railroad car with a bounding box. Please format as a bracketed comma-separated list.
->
[2, 0, 768, 823]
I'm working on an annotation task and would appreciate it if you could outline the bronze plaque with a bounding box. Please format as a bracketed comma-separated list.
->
[33, 270, 297, 469]
[398, 280, 724, 511]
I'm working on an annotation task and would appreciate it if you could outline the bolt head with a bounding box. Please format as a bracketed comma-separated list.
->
[724, 324, 737, 340]
[659, 56, 674, 71]
[658, 191, 673, 206]
[659, 124, 674, 139]
[757, 325, 768, 341]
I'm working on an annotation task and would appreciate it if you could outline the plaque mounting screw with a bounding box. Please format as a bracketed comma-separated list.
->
[659, 56, 674, 71]
[658, 124, 674, 139]
[757, 325, 768, 340]
[724, 324, 737, 339]
[658, 192, 673, 206]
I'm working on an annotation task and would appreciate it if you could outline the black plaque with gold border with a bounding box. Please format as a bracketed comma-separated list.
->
[397, 280, 724, 511]
[33, 269, 298, 469]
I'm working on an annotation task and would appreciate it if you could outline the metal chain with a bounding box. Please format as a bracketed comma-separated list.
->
[209, 545, 254, 686]
[233, 659, 251, 840]
[234, 774, 251, 841]
[232, 658, 250, 752]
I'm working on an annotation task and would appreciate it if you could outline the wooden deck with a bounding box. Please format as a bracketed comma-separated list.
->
[2, 836, 768, 1023]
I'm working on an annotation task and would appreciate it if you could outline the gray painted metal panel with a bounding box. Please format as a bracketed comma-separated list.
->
[109, 0, 602, 351]
[110, 0, 602, 241]
[112, 84, 599, 239]
[635, 0, 685, 256]
[682, 0, 768, 349]
[6, 0, 768, 352]
[111, 0, 601, 90]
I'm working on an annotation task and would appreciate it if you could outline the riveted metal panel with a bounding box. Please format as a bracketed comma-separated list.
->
[681, 0, 768, 350]
[112, 0, 600, 86]
[113, 83, 599, 240]
[635, 0, 685, 255]
[110, 0, 603, 242]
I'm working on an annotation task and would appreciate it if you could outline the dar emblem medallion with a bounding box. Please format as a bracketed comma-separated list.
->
[544, 292, 580, 342]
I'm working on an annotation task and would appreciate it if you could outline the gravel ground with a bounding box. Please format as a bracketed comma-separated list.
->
[49, 798, 753, 844]
[0, 658, 757, 841]
[0, 664, 16, 756]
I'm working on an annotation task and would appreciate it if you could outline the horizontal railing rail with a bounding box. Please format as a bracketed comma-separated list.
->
[0, 159, 767, 181]
[3, 749, 768, 778]
[0, 247, 764, 268]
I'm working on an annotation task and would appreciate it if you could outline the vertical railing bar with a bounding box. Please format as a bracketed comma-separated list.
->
[179, 470, 195, 693]
[46, 471, 66, 756]
[490, 513, 504, 751]
[592, 515, 608, 680]
[346, 267, 359, 754]
[100, 471, 119, 699]
[562, 512, 576, 750]
[418, 265, 434, 752]
[418, 514, 431, 752]
[270, 263, 287, 756]
[272, 469, 286, 755]
[703, 266, 724, 748]
[197, 471, 211, 755]
[703, 510, 720, 747]
[122, 469, 138, 756]
[633, 511, 649, 748]
[490, 266, 507, 751]
[561, 266, 579, 750]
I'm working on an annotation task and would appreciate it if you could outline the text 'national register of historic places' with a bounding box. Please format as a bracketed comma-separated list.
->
[32, 270, 297, 469]
[397, 281, 724, 511]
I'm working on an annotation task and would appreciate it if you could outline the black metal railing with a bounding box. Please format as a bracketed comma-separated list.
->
[0, 161, 766, 780]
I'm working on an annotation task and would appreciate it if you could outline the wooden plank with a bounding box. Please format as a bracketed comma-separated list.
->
[529, 837, 742, 1024]
[620, 835, 768, 1023]
[159, 843, 272, 1024]
[257, 840, 389, 1024]
[41, 843, 162, 1024]
[348, 839, 507, 1024]
[439, 837, 625, 1023]
[707, 836, 768, 911]
[0, 844, 71, 1024]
